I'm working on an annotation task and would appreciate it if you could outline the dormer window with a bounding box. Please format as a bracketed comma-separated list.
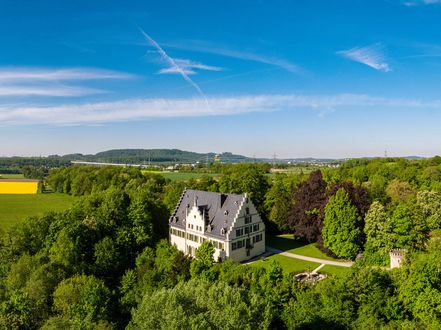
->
[224, 210, 229, 215]
[220, 228, 226, 235]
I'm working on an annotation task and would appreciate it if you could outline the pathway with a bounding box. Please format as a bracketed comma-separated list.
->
[266, 247, 354, 267]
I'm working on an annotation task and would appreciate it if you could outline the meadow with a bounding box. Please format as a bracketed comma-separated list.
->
[0, 173, 25, 179]
[0, 193, 75, 230]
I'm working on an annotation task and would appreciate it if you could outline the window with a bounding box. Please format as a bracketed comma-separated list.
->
[245, 215, 252, 224]
[253, 224, 259, 232]
[245, 226, 250, 234]
[255, 234, 263, 242]
[237, 240, 244, 249]
[245, 207, 250, 215]
[232, 242, 237, 250]
[236, 228, 243, 237]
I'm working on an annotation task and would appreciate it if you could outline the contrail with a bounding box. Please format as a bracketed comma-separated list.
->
[139, 28, 207, 102]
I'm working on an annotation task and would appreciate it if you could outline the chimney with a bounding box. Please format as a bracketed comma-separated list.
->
[220, 193, 227, 207]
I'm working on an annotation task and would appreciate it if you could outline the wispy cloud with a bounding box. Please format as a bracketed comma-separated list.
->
[0, 85, 105, 97]
[337, 44, 391, 72]
[158, 58, 223, 75]
[163, 40, 301, 74]
[1, 93, 440, 125]
[0, 67, 134, 82]
[403, 0, 441, 6]
[0, 67, 134, 97]
[139, 28, 207, 100]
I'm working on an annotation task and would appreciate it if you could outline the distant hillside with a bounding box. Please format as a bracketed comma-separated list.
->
[51, 149, 254, 164]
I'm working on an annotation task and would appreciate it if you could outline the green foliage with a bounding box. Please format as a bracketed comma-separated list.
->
[264, 174, 295, 232]
[323, 189, 362, 259]
[390, 203, 425, 250]
[218, 164, 269, 217]
[190, 241, 215, 279]
[364, 201, 392, 264]
[128, 279, 267, 330]
[52, 274, 111, 328]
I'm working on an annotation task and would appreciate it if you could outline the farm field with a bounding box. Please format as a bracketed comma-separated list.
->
[0, 193, 75, 230]
[144, 171, 220, 181]
[248, 254, 320, 274]
[0, 174, 25, 179]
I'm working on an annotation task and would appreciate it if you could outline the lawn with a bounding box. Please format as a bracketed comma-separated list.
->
[248, 254, 320, 274]
[0, 173, 25, 179]
[0, 193, 75, 230]
[144, 171, 220, 181]
[320, 265, 353, 277]
[267, 234, 341, 261]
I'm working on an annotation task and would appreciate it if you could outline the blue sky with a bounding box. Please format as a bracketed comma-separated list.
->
[1, 0, 441, 158]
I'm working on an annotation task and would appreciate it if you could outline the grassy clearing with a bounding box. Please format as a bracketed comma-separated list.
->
[0, 193, 75, 230]
[267, 234, 342, 261]
[320, 265, 353, 277]
[144, 171, 220, 181]
[248, 254, 320, 274]
[0, 174, 24, 179]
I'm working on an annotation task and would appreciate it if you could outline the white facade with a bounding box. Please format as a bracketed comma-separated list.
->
[169, 190, 265, 263]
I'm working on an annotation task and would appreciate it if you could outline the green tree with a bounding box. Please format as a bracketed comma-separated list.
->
[52, 275, 111, 328]
[190, 241, 215, 279]
[416, 190, 441, 231]
[364, 201, 392, 264]
[322, 188, 362, 259]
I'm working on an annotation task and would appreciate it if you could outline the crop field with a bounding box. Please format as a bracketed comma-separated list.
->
[144, 171, 220, 181]
[0, 193, 75, 230]
[0, 180, 39, 194]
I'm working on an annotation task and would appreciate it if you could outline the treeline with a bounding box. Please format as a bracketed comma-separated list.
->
[0, 157, 70, 175]
[1, 163, 440, 328]
[53, 149, 254, 164]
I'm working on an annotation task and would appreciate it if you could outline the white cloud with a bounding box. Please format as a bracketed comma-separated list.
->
[404, 0, 441, 6]
[0, 67, 134, 97]
[163, 40, 301, 74]
[158, 58, 223, 75]
[139, 29, 207, 100]
[337, 44, 391, 72]
[1, 93, 440, 125]
[0, 67, 134, 82]
[0, 85, 105, 97]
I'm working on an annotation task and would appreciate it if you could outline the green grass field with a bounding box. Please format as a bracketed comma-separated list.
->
[144, 171, 220, 181]
[320, 265, 352, 277]
[0, 173, 25, 179]
[267, 234, 342, 261]
[0, 193, 75, 230]
[248, 254, 320, 274]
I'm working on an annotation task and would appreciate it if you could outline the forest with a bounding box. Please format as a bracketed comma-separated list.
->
[1, 157, 441, 329]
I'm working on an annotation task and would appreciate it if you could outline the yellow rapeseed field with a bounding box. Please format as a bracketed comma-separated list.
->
[0, 181, 39, 194]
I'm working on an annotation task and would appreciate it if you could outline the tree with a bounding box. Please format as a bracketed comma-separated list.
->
[190, 241, 215, 279]
[416, 190, 441, 231]
[127, 280, 264, 330]
[389, 203, 425, 249]
[52, 275, 111, 328]
[386, 180, 416, 204]
[363, 201, 393, 264]
[322, 188, 362, 259]
[288, 171, 327, 242]
[218, 164, 269, 218]
[265, 174, 295, 232]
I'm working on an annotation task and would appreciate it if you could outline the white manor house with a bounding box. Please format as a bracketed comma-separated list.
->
[169, 189, 266, 262]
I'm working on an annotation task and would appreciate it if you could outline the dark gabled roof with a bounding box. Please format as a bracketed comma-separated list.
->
[170, 189, 245, 240]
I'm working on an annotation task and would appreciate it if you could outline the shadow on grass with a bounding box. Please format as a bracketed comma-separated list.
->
[266, 234, 308, 251]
